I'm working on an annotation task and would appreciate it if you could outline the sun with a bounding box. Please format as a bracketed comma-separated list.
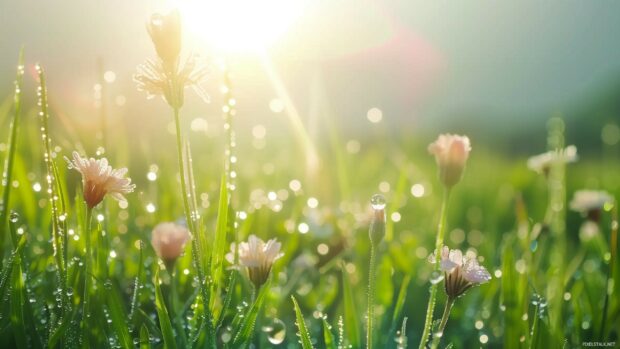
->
[171, 0, 307, 53]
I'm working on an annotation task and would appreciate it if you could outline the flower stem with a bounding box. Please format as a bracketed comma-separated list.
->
[418, 188, 451, 349]
[81, 206, 93, 343]
[172, 106, 215, 347]
[430, 298, 455, 349]
[366, 244, 377, 349]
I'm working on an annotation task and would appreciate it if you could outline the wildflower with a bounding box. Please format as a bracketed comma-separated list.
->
[527, 145, 578, 175]
[428, 134, 471, 188]
[429, 246, 491, 299]
[226, 235, 283, 288]
[147, 10, 182, 69]
[135, 10, 209, 109]
[151, 222, 190, 269]
[66, 151, 135, 209]
[134, 55, 209, 109]
[569, 190, 613, 222]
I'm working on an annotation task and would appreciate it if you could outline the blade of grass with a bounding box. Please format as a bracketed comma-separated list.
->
[140, 324, 151, 349]
[10, 257, 28, 349]
[292, 295, 314, 349]
[231, 280, 270, 348]
[322, 316, 336, 349]
[154, 269, 178, 349]
[0, 48, 24, 264]
[211, 176, 229, 292]
[341, 265, 361, 348]
[106, 282, 134, 349]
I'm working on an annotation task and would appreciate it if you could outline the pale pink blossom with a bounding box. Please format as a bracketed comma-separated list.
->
[428, 134, 471, 188]
[66, 151, 135, 209]
[429, 246, 491, 299]
[226, 235, 283, 288]
[151, 222, 190, 266]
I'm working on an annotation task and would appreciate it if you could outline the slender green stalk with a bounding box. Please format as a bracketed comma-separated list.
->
[366, 244, 377, 349]
[0, 49, 24, 264]
[81, 206, 93, 345]
[430, 298, 455, 349]
[600, 203, 617, 339]
[171, 106, 215, 347]
[418, 188, 451, 349]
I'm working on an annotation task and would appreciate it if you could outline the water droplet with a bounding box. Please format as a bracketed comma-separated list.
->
[261, 317, 286, 345]
[66, 288, 74, 297]
[370, 194, 386, 210]
[430, 270, 444, 285]
[9, 211, 19, 223]
[530, 240, 538, 252]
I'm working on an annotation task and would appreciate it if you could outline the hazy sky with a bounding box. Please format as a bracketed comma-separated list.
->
[1, 0, 620, 132]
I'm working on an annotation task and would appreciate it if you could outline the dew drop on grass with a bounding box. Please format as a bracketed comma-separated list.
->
[261, 317, 286, 345]
[9, 211, 19, 223]
[429, 270, 444, 285]
[370, 194, 386, 210]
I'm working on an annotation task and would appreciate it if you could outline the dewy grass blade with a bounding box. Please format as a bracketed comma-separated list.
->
[341, 265, 361, 348]
[35, 64, 67, 311]
[210, 175, 228, 306]
[140, 324, 151, 349]
[10, 254, 27, 349]
[154, 269, 178, 349]
[291, 295, 314, 349]
[106, 282, 134, 349]
[390, 274, 411, 338]
[0, 48, 25, 264]
[322, 316, 336, 349]
[232, 280, 270, 348]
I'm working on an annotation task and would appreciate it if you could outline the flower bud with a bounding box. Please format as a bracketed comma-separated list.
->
[369, 194, 386, 246]
[147, 10, 182, 69]
[151, 222, 190, 269]
[428, 134, 471, 188]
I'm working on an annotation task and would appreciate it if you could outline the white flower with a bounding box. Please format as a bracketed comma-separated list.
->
[66, 151, 135, 209]
[569, 190, 613, 223]
[527, 145, 578, 175]
[429, 246, 491, 299]
[428, 134, 471, 188]
[226, 235, 283, 288]
[151, 222, 190, 267]
[134, 55, 209, 109]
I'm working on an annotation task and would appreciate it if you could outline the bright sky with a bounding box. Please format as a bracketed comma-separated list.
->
[1, 0, 620, 132]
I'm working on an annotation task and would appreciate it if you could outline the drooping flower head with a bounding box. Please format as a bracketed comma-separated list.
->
[428, 134, 471, 188]
[147, 10, 182, 69]
[66, 151, 135, 209]
[429, 246, 491, 299]
[569, 190, 613, 223]
[151, 222, 190, 269]
[527, 145, 578, 176]
[226, 235, 283, 288]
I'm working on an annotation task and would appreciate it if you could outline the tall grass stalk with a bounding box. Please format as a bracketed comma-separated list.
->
[0, 49, 24, 264]
[366, 243, 376, 349]
[418, 188, 451, 349]
[600, 202, 617, 339]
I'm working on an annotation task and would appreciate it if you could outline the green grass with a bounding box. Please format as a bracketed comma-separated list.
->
[0, 48, 618, 349]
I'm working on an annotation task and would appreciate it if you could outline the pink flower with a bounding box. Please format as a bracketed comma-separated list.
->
[429, 246, 491, 299]
[66, 151, 135, 209]
[226, 235, 283, 288]
[428, 134, 471, 188]
[151, 222, 190, 267]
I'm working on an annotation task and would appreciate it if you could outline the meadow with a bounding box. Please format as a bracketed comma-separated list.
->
[0, 9, 619, 349]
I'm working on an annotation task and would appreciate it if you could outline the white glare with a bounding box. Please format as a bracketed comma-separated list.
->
[175, 0, 307, 52]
